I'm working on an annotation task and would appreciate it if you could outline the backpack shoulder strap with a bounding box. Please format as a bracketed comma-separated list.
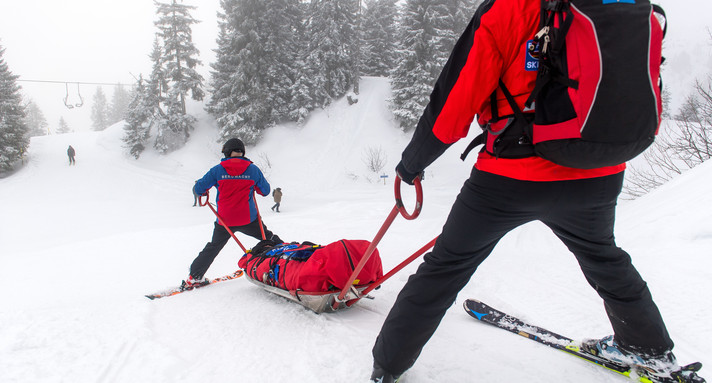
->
[652, 4, 667, 38]
[460, 80, 532, 161]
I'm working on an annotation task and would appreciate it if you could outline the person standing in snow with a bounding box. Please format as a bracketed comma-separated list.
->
[185, 138, 283, 289]
[271, 187, 282, 213]
[67, 145, 75, 165]
[192, 180, 199, 207]
[369, 1, 692, 383]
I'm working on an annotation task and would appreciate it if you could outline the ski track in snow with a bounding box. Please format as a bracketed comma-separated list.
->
[0, 78, 710, 383]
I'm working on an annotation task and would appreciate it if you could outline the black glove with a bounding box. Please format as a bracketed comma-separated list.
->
[396, 162, 423, 185]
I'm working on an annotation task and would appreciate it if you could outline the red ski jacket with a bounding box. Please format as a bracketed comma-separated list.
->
[400, 0, 624, 181]
[194, 157, 270, 226]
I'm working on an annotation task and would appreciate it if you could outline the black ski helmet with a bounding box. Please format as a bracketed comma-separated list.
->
[222, 138, 245, 157]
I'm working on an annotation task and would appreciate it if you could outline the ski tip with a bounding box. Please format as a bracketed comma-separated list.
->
[145, 295, 156, 300]
[463, 298, 485, 310]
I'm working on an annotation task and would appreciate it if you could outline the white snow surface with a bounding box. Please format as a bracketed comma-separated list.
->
[1, 78, 710, 383]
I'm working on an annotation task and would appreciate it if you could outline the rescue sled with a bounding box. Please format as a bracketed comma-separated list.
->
[242, 276, 370, 313]
[237, 178, 437, 313]
[238, 238, 385, 314]
[200, 178, 437, 313]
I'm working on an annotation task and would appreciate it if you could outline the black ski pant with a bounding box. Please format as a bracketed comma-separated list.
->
[372, 169, 673, 376]
[190, 220, 282, 279]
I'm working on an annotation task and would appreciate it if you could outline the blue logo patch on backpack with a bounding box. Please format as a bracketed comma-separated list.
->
[602, 0, 635, 4]
[525, 39, 540, 71]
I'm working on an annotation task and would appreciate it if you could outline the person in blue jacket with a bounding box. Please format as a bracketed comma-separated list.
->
[184, 138, 283, 288]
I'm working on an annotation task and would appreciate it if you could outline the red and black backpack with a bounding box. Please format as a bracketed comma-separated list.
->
[465, 0, 667, 169]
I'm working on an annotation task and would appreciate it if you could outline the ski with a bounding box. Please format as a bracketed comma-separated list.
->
[463, 299, 705, 383]
[145, 270, 244, 300]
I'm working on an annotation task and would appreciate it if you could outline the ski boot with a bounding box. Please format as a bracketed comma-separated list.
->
[180, 275, 208, 291]
[370, 362, 400, 383]
[582, 336, 706, 383]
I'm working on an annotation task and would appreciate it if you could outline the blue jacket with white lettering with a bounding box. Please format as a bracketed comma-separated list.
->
[194, 157, 270, 226]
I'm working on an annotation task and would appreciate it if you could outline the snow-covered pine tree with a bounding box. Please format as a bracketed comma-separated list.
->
[57, 117, 71, 134]
[155, 86, 196, 153]
[24, 99, 49, 137]
[109, 83, 132, 125]
[0, 44, 29, 172]
[449, 1, 482, 38]
[389, 0, 437, 131]
[148, 36, 167, 107]
[360, 0, 398, 77]
[91, 87, 110, 131]
[123, 76, 154, 159]
[153, 0, 204, 152]
[207, 0, 302, 144]
[389, 0, 468, 131]
[288, 2, 318, 124]
[305, 0, 360, 108]
[205, 0, 237, 130]
[154, 0, 204, 112]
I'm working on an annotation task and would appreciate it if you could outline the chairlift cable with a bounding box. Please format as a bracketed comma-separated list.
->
[17, 78, 130, 86]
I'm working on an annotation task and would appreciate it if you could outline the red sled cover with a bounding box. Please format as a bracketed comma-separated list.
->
[238, 239, 383, 293]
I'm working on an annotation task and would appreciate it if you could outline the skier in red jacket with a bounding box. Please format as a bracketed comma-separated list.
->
[185, 138, 282, 289]
[369, 1, 694, 382]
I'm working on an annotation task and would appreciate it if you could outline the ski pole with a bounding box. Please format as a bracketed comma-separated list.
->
[199, 192, 248, 253]
[334, 176, 424, 307]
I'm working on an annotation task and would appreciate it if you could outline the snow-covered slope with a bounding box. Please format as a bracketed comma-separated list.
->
[0, 78, 709, 383]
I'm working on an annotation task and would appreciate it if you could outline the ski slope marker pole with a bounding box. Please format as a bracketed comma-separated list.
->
[334, 176, 423, 307]
[199, 192, 248, 253]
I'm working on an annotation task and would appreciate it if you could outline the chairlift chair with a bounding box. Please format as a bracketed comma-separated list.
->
[63, 83, 83, 109]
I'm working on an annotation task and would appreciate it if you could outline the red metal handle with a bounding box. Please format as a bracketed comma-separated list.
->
[333, 177, 426, 308]
[198, 193, 209, 207]
[394, 176, 423, 220]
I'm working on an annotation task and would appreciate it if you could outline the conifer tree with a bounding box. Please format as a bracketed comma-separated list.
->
[305, 0, 360, 108]
[207, 0, 303, 144]
[123, 76, 154, 159]
[154, 0, 204, 112]
[361, 0, 398, 77]
[449, 1, 482, 37]
[155, 86, 196, 153]
[24, 99, 49, 137]
[57, 117, 71, 134]
[288, 2, 318, 124]
[148, 36, 167, 108]
[389, 0, 467, 131]
[109, 83, 132, 125]
[91, 87, 111, 131]
[0, 45, 29, 172]
[123, 38, 167, 156]
[153, 0, 204, 152]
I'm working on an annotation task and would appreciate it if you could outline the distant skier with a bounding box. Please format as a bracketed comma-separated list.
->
[271, 187, 282, 213]
[184, 138, 283, 289]
[67, 145, 75, 165]
[192, 180, 199, 207]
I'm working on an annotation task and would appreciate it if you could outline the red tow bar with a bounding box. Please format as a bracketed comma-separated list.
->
[335, 176, 430, 308]
[199, 192, 248, 253]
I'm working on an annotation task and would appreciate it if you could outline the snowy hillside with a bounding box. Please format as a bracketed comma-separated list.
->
[0, 77, 710, 383]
